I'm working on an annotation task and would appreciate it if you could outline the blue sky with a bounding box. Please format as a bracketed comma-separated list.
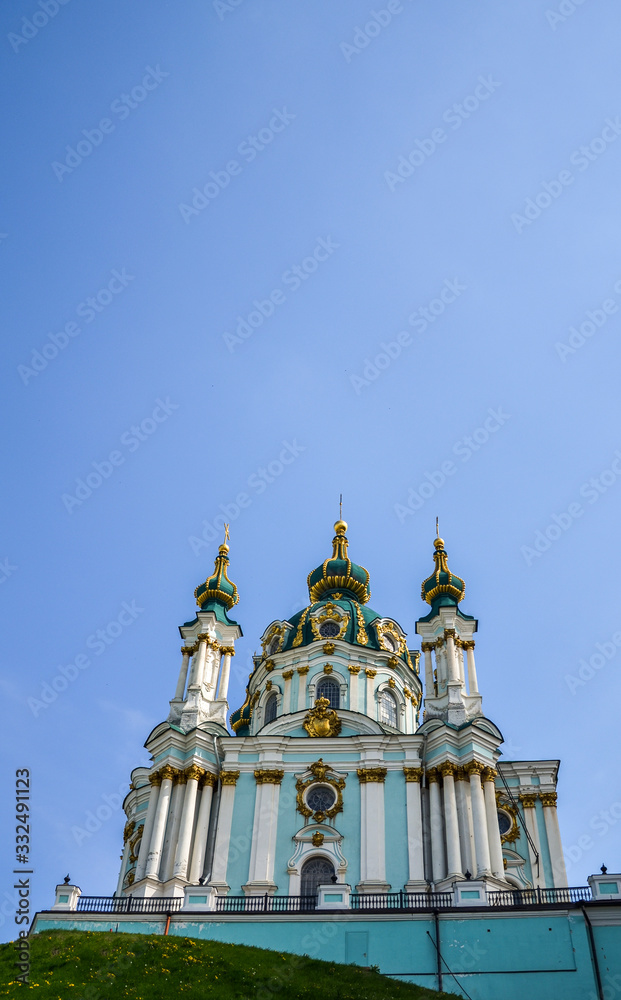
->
[1, 0, 621, 937]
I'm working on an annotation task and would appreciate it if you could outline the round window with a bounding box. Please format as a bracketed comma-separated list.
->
[498, 811, 512, 836]
[306, 784, 337, 813]
[319, 621, 340, 639]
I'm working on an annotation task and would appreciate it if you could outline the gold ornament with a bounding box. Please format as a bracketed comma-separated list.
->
[159, 765, 175, 782]
[282, 669, 294, 680]
[219, 770, 240, 785]
[519, 793, 537, 809]
[123, 820, 136, 844]
[354, 602, 369, 645]
[185, 765, 206, 782]
[312, 832, 325, 846]
[540, 792, 558, 807]
[357, 767, 387, 783]
[297, 665, 310, 675]
[292, 608, 308, 647]
[348, 665, 361, 674]
[465, 760, 485, 777]
[440, 761, 457, 778]
[364, 668, 377, 678]
[323, 664, 333, 674]
[254, 768, 285, 785]
[148, 772, 162, 787]
[403, 767, 423, 783]
[295, 759, 345, 820]
[303, 697, 341, 738]
[323, 642, 336, 654]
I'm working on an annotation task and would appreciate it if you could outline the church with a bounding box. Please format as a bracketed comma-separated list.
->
[35, 519, 621, 998]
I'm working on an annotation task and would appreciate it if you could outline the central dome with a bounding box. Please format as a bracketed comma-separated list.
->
[307, 521, 371, 604]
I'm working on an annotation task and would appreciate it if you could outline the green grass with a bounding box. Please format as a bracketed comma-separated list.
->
[0, 929, 461, 999]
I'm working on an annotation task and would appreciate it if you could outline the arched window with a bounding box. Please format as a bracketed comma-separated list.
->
[264, 692, 278, 724]
[379, 689, 398, 728]
[316, 677, 339, 709]
[300, 856, 335, 896]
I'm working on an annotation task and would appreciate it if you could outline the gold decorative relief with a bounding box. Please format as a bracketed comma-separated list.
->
[357, 767, 387, 783]
[295, 758, 345, 821]
[303, 697, 341, 738]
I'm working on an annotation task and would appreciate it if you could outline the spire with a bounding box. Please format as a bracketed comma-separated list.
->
[194, 526, 239, 611]
[421, 535, 465, 608]
[307, 520, 370, 604]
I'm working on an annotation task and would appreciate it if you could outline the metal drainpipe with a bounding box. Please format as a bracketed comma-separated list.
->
[434, 910, 443, 993]
[582, 905, 604, 1000]
[201, 734, 224, 883]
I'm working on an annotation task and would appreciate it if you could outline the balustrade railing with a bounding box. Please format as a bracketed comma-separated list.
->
[71, 885, 596, 914]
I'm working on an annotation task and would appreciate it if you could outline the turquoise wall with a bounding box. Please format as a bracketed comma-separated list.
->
[384, 771, 408, 889]
[33, 909, 621, 1000]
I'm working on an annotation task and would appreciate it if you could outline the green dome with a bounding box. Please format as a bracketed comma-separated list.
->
[421, 537, 465, 608]
[307, 521, 370, 604]
[195, 542, 239, 611]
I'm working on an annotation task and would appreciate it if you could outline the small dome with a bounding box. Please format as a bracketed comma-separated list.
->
[195, 542, 239, 611]
[307, 521, 371, 604]
[421, 537, 465, 608]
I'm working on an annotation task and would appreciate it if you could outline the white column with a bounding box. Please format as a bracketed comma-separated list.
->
[428, 770, 446, 883]
[203, 641, 219, 693]
[134, 776, 161, 882]
[357, 768, 388, 888]
[464, 642, 479, 694]
[116, 840, 131, 895]
[296, 667, 308, 711]
[172, 766, 204, 880]
[365, 669, 377, 718]
[348, 666, 360, 710]
[483, 768, 504, 878]
[467, 762, 491, 876]
[519, 793, 543, 887]
[441, 763, 462, 878]
[541, 792, 568, 887]
[161, 774, 186, 881]
[403, 690, 413, 733]
[422, 643, 435, 698]
[456, 640, 466, 685]
[246, 770, 283, 889]
[145, 767, 175, 879]
[174, 647, 193, 701]
[209, 771, 240, 892]
[189, 774, 216, 883]
[282, 670, 294, 713]
[190, 637, 208, 688]
[217, 647, 234, 701]
[404, 768, 425, 887]
[444, 631, 460, 683]
[455, 769, 475, 876]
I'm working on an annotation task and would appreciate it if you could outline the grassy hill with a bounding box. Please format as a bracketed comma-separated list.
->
[0, 929, 461, 999]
